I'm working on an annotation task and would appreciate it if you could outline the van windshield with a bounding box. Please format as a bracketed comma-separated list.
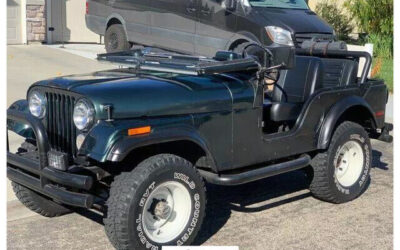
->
[248, 0, 309, 9]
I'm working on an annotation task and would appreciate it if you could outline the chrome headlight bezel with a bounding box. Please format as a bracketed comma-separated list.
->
[265, 26, 294, 47]
[73, 99, 95, 131]
[28, 90, 47, 119]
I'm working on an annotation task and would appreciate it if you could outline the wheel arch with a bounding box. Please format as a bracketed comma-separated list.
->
[226, 31, 261, 51]
[318, 96, 377, 149]
[106, 132, 218, 172]
[105, 14, 128, 37]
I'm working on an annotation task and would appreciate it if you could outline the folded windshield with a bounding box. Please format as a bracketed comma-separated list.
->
[248, 0, 309, 9]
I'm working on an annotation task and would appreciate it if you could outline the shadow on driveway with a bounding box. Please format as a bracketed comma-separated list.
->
[70, 147, 390, 245]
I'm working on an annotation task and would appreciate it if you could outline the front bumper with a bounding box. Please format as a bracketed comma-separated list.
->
[7, 109, 95, 208]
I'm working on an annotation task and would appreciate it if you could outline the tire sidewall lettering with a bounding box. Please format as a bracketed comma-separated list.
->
[134, 170, 203, 248]
[332, 132, 371, 196]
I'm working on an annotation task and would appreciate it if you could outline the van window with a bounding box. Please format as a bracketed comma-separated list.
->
[248, 0, 309, 9]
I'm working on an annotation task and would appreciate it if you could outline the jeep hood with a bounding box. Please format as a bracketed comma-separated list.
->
[251, 7, 333, 34]
[33, 70, 233, 119]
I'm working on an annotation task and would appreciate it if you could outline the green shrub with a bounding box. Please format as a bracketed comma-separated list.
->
[345, 0, 393, 37]
[367, 33, 393, 58]
[373, 58, 393, 92]
[315, 1, 353, 41]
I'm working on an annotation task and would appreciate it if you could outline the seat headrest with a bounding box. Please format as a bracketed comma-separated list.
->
[321, 58, 359, 87]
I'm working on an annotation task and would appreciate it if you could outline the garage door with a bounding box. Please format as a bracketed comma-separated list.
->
[49, 0, 99, 43]
[7, 0, 24, 44]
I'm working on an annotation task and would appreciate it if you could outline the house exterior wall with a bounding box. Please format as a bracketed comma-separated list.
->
[26, 0, 46, 42]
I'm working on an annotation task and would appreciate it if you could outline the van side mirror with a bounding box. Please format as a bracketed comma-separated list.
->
[225, 0, 237, 11]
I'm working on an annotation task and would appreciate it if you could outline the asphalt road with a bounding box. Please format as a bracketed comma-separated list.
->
[7, 45, 393, 250]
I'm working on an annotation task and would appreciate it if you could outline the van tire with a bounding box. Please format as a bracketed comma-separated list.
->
[12, 182, 71, 217]
[105, 24, 131, 53]
[104, 154, 206, 250]
[309, 121, 372, 203]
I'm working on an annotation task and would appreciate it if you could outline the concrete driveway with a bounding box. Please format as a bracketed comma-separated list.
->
[7, 45, 393, 250]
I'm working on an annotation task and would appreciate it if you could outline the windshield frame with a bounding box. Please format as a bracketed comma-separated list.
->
[243, 0, 309, 10]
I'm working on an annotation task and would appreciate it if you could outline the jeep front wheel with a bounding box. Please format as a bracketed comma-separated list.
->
[309, 121, 372, 203]
[104, 154, 206, 249]
[12, 182, 71, 217]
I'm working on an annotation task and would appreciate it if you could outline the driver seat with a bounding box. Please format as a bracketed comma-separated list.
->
[270, 56, 324, 122]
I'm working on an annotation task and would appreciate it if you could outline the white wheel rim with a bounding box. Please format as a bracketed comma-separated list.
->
[335, 141, 364, 187]
[142, 181, 192, 243]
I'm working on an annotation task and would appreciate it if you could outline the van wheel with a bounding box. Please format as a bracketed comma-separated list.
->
[105, 24, 131, 53]
[309, 121, 372, 203]
[12, 182, 71, 217]
[104, 154, 206, 250]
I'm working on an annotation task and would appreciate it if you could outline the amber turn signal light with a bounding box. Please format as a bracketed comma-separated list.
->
[128, 126, 151, 136]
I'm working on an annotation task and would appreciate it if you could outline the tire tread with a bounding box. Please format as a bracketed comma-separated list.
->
[12, 182, 70, 217]
[309, 121, 369, 203]
[104, 154, 206, 250]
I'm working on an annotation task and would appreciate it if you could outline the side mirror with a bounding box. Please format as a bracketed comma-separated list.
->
[239, 43, 295, 70]
[225, 0, 237, 11]
[267, 45, 295, 69]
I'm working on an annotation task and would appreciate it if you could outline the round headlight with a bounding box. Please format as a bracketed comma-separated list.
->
[73, 99, 94, 131]
[28, 91, 47, 118]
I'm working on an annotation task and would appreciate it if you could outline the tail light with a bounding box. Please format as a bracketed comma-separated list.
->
[86, 1, 89, 14]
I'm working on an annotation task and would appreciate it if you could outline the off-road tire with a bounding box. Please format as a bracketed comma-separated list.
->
[11, 182, 71, 217]
[105, 24, 131, 53]
[309, 121, 372, 203]
[104, 154, 207, 250]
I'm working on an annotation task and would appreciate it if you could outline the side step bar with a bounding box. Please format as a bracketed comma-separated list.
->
[199, 154, 311, 186]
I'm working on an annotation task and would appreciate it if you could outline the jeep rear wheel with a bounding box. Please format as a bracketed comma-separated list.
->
[309, 121, 372, 203]
[104, 154, 206, 249]
[105, 24, 131, 53]
[12, 182, 71, 217]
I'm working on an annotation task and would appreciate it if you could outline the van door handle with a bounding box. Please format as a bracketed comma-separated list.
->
[186, 7, 196, 13]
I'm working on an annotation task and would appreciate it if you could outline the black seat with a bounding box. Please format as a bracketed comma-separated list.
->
[321, 58, 359, 87]
[269, 56, 324, 122]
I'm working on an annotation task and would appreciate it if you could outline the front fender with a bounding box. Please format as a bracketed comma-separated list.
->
[106, 125, 216, 167]
[80, 116, 216, 170]
[7, 100, 35, 139]
[318, 96, 377, 149]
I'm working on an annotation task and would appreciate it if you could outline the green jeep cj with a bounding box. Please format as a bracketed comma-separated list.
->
[7, 42, 392, 249]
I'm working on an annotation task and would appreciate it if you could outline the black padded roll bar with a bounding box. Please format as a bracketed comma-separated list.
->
[295, 49, 372, 83]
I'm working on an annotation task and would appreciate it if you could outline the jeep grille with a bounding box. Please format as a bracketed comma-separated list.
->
[44, 90, 77, 159]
